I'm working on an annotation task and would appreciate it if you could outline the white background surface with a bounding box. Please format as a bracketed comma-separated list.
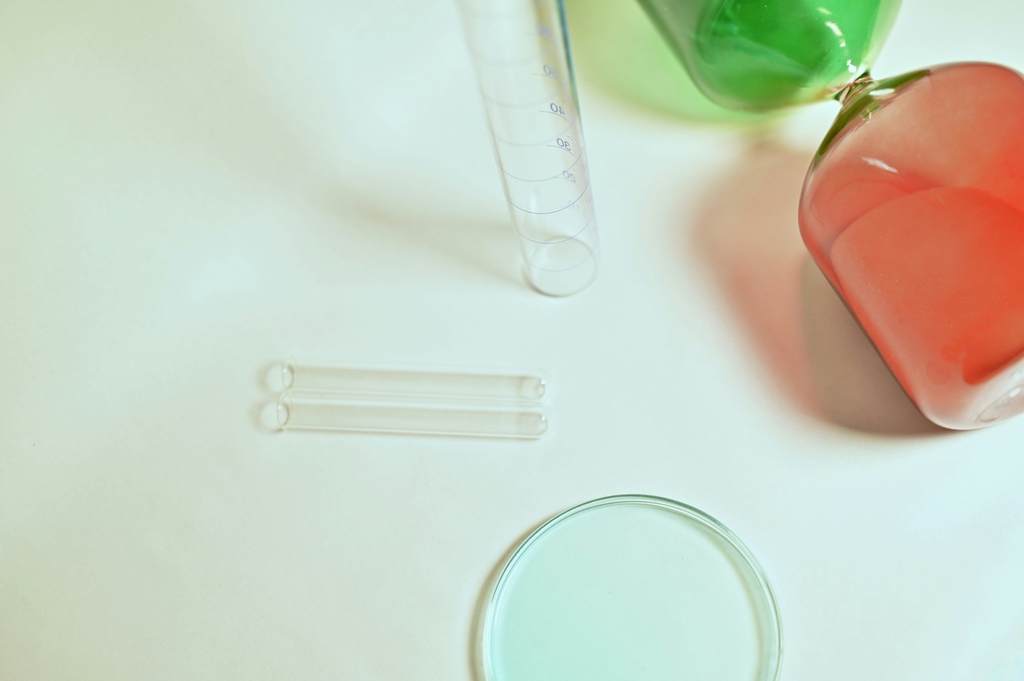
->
[2, 0, 1024, 679]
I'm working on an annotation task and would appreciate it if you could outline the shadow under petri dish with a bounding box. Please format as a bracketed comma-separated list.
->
[482, 495, 782, 681]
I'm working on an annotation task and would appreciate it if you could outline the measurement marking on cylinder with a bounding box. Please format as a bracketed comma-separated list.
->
[497, 151, 587, 182]
[547, 138, 575, 154]
[504, 180, 591, 215]
[541, 110, 570, 120]
[482, 92, 560, 110]
[490, 126, 574, 148]
[492, 131, 572, 148]
[508, 205, 596, 245]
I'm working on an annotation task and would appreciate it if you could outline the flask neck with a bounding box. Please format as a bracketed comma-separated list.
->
[835, 72, 876, 106]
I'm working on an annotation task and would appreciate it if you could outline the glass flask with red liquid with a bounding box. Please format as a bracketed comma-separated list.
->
[801, 65, 1024, 429]
[638, 0, 1024, 428]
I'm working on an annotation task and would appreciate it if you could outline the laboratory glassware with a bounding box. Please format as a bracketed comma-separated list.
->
[636, 0, 902, 111]
[458, 0, 599, 296]
[635, 0, 1024, 428]
[276, 392, 549, 439]
[481, 495, 782, 680]
[274, 359, 551, 439]
[281, 358, 548, 404]
[800, 64, 1024, 429]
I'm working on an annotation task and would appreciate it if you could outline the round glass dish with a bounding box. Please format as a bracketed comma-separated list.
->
[482, 495, 782, 681]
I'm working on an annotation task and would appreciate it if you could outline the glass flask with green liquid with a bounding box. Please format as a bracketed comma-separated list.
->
[638, 0, 901, 111]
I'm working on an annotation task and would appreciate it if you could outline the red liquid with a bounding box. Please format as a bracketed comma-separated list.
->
[800, 64, 1024, 428]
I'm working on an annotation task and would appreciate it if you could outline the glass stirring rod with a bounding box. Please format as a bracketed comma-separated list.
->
[277, 393, 549, 439]
[281, 359, 549, 403]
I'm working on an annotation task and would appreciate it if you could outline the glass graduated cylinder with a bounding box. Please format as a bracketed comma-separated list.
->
[459, 0, 599, 296]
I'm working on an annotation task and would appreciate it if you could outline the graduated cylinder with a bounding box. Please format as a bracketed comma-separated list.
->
[459, 0, 599, 296]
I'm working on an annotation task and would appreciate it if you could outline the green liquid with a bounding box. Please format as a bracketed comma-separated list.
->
[637, 0, 902, 111]
[563, 0, 767, 123]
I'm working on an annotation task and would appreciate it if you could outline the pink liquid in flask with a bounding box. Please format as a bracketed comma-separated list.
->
[800, 63, 1024, 429]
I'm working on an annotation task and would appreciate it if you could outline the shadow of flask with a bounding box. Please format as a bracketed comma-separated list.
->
[690, 137, 942, 436]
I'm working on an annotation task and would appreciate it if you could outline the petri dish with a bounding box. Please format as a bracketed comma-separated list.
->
[482, 495, 782, 681]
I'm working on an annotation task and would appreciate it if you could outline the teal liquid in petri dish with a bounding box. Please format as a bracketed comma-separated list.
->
[484, 497, 781, 681]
